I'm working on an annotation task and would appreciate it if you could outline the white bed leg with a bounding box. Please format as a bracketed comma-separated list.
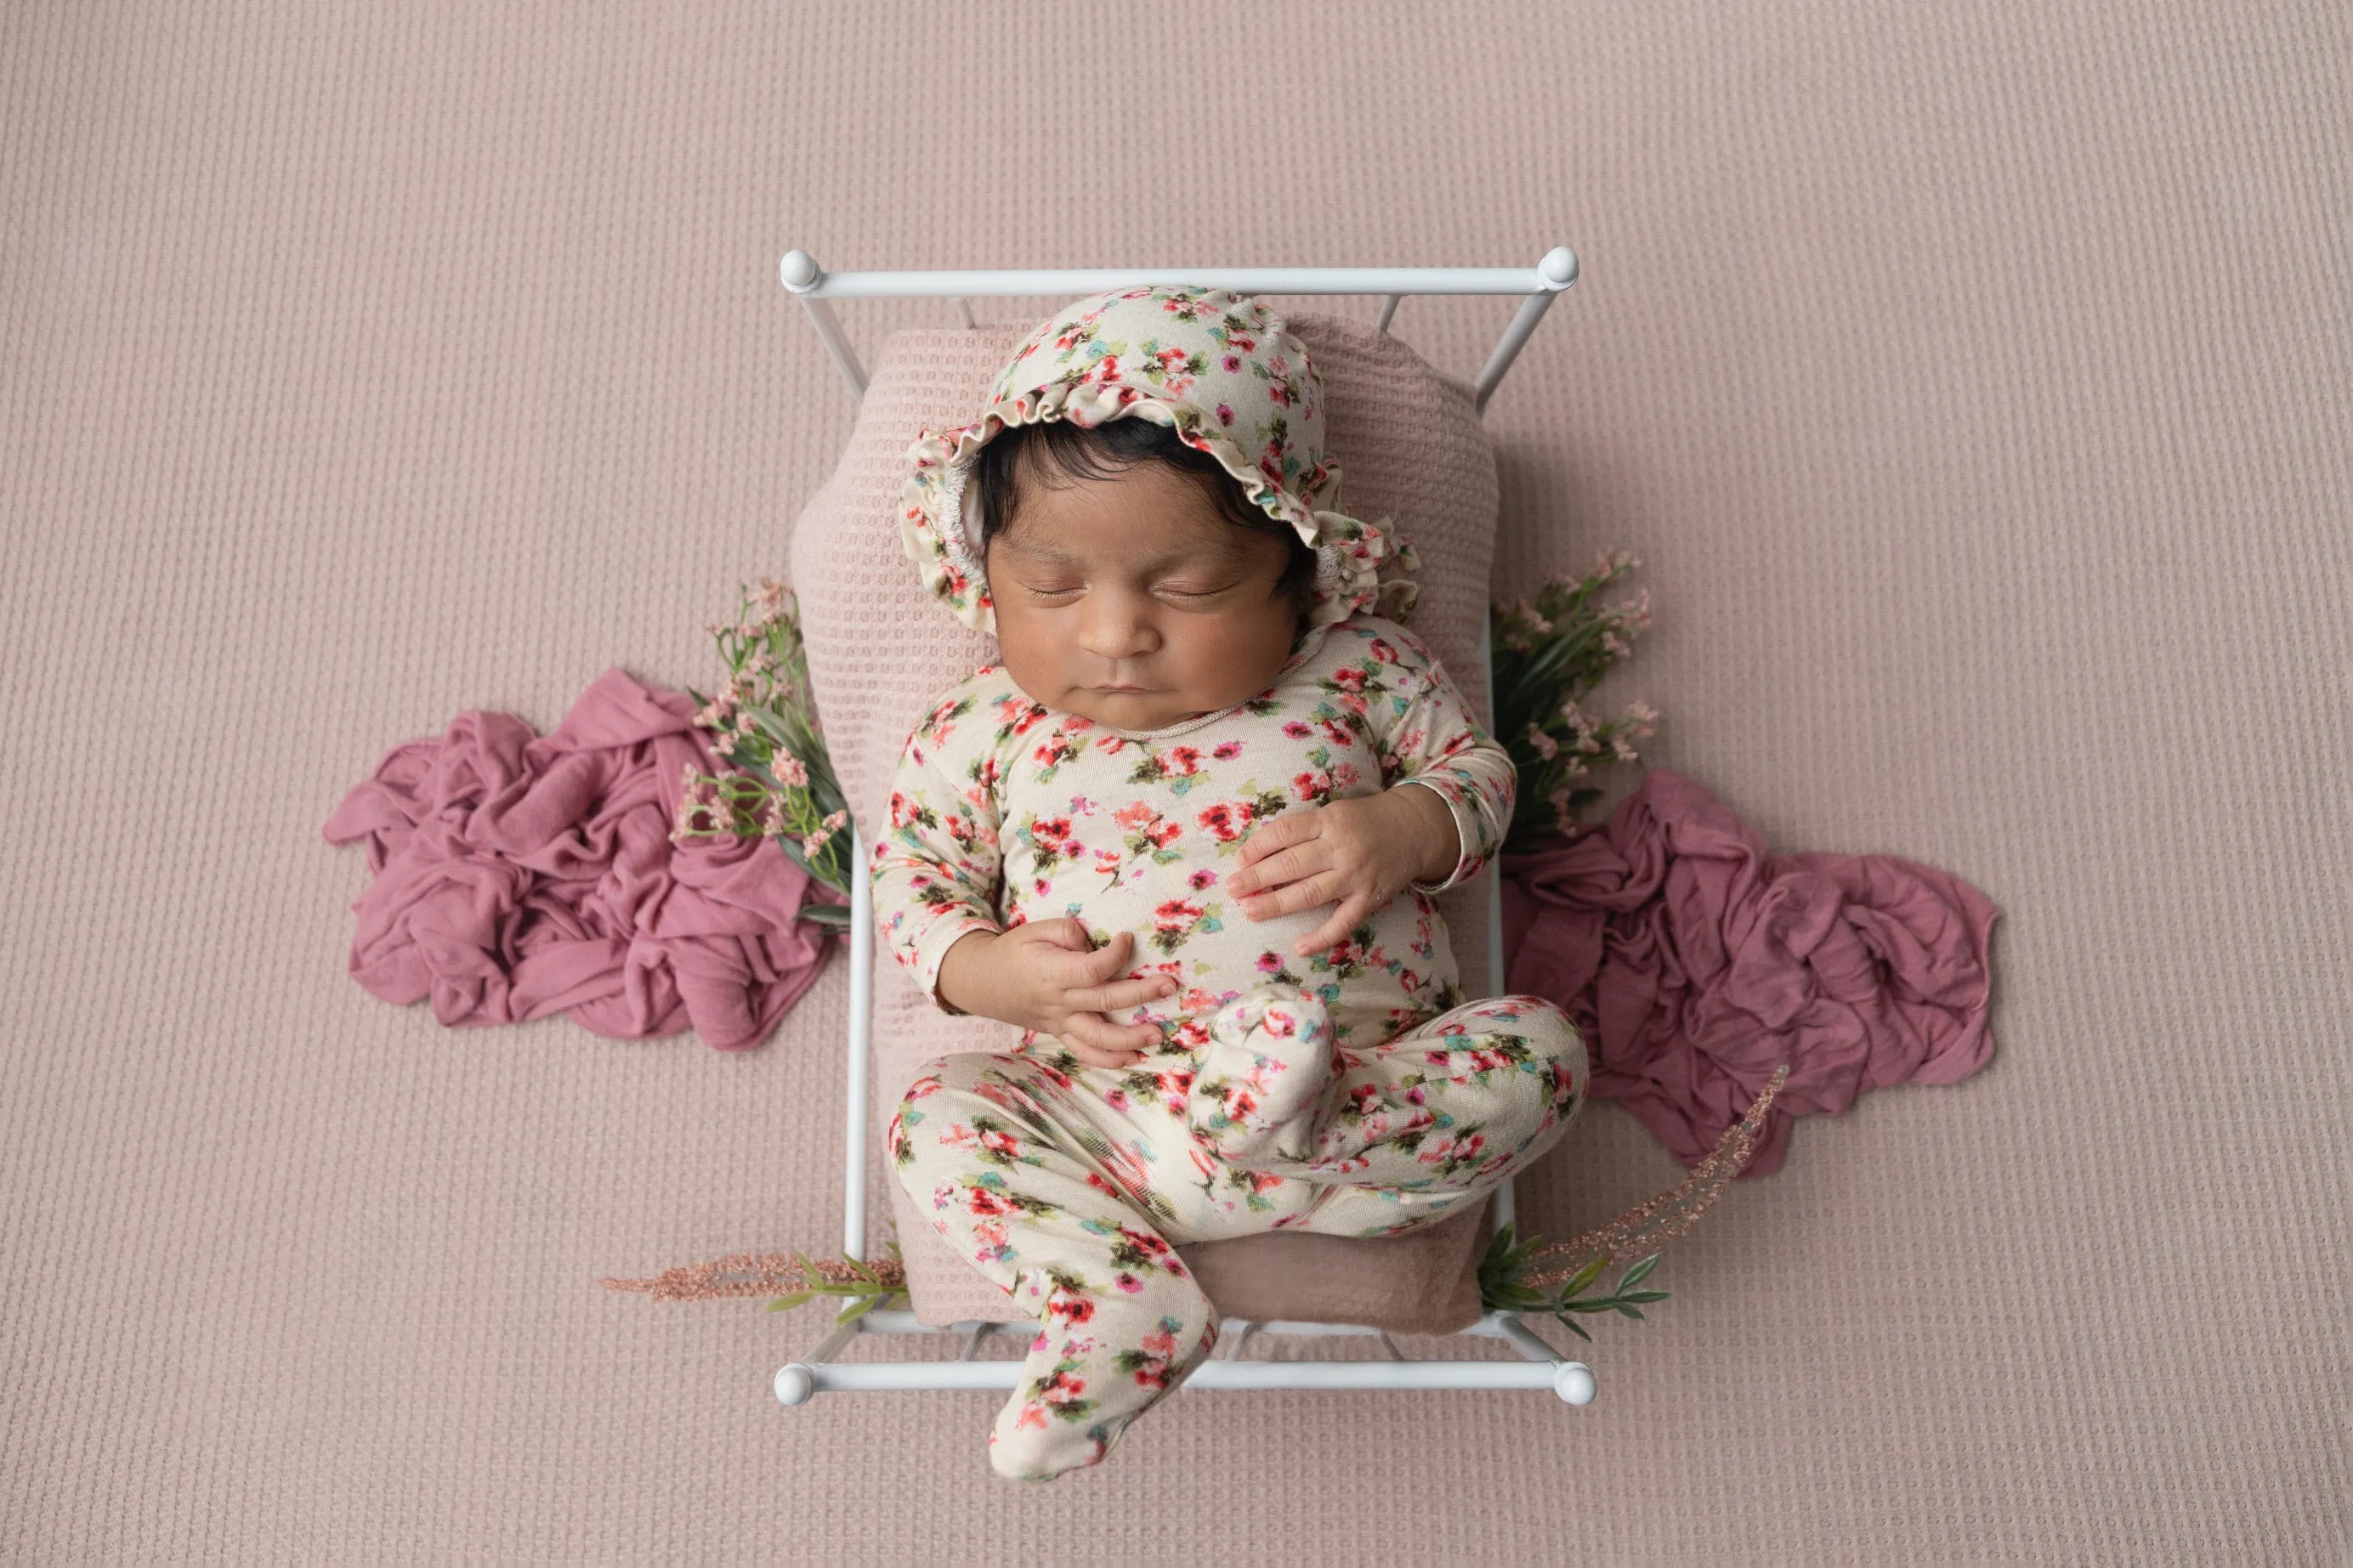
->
[1493, 1313, 1597, 1406]
[774, 1315, 868, 1407]
[841, 827, 874, 1259]
[1471, 246, 1579, 416]
[780, 251, 870, 401]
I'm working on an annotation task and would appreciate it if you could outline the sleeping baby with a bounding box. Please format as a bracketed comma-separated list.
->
[875, 284, 1588, 1481]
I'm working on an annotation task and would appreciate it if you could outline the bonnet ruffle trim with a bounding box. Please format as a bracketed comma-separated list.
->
[899, 379, 1420, 634]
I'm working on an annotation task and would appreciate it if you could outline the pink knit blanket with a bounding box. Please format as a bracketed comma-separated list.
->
[323, 668, 837, 1050]
[1500, 768, 2000, 1177]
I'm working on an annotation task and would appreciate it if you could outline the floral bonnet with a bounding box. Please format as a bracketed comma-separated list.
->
[898, 285, 1418, 635]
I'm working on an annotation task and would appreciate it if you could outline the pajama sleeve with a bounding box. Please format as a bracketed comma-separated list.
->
[1363, 622, 1517, 894]
[869, 689, 1006, 1009]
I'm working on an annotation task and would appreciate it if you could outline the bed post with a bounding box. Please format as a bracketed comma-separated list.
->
[1479, 616, 1517, 1236]
[782, 250, 870, 401]
[841, 826, 874, 1259]
[1472, 246, 1579, 414]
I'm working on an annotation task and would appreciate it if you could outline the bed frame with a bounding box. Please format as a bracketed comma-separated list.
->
[770, 249, 1599, 1409]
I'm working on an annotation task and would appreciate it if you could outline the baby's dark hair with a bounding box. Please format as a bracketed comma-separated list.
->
[971, 417, 1319, 614]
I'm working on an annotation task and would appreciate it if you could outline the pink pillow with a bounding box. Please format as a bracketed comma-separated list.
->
[789, 314, 1502, 1332]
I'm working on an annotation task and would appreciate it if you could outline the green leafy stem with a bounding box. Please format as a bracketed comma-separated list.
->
[761, 1248, 909, 1327]
[1477, 1222, 1668, 1342]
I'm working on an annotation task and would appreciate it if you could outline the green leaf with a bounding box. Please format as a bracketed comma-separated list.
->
[1615, 1305, 1644, 1321]
[1557, 1316, 1593, 1342]
[764, 1291, 816, 1312]
[835, 1290, 895, 1326]
[1618, 1254, 1660, 1290]
[1561, 1255, 1609, 1299]
[1619, 1289, 1670, 1305]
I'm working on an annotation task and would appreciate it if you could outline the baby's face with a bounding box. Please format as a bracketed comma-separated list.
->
[984, 460, 1303, 731]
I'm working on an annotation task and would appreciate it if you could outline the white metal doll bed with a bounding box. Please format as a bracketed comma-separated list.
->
[770, 247, 1598, 1410]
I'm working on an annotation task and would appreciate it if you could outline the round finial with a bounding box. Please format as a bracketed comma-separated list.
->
[780, 250, 821, 292]
[774, 1364, 816, 1406]
[1539, 246, 1579, 290]
[1554, 1361, 1597, 1406]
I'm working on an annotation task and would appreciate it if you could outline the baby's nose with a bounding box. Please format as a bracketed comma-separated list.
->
[1078, 600, 1160, 659]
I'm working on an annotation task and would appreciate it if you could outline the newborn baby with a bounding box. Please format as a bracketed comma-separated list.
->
[875, 285, 1588, 1481]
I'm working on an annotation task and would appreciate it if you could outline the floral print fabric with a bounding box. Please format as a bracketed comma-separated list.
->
[888, 988, 1586, 1480]
[899, 284, 1420, 634]
[871, 617, 1589, 1480]
[872, 616, 1517, 1050]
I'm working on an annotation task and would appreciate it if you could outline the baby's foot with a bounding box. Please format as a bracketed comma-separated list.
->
[1185, 985, 1335, 1167]
[987, 1311, 1211, 1482]
[986, 1326, 1113, 1483]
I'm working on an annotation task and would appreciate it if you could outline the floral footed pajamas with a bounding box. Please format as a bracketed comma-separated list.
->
[889, 988, 1585, 1480]
[872, 617, 1589, 1480]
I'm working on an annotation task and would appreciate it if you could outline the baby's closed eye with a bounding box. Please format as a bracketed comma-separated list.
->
[1153, 578, 1241, 601]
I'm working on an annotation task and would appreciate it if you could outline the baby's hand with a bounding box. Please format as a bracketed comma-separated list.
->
[935, 920, 1177, 1070]
[1226, 786, 1460, 955]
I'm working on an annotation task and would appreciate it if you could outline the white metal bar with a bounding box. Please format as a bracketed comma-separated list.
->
[950, 297, 976, 328]
[781, 253, 871, 400]
[780, 253, 1572, 300]
[1478, 614, 1520, 1236]
[798, 292, 869, 401]
[801, 1316, 865, 1367]
[1471, 248, 1578, 415]
[1188, 1361, 1584, 1394]
[1250, 1319, 1391, 1338]
[786, 1307, 1596, 1404]
[1495, 1317, 1597, 1404]
[857, 1308, 962, 1335]
[1494, 1315, 1564, 1365]
[1478, 614, 1510, 1005]
[779, 1358, 1586, 1398]
[841, 826, 874, 1259]
[781, 246, 1578, 417]
[1374, 294, 1401, 333]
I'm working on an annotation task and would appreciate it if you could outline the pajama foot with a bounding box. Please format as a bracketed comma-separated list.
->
[986, 1310, 1214, 1482]
[1186, 985, 1335, 1168]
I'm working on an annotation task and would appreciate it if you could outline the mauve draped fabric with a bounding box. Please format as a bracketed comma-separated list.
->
[1500, 768, 2000, 1177]
[323, 667, 838, 1050]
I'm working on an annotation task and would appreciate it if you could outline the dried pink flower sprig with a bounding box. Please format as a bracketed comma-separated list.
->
[600, 1246, 908, 1325]
[675, 577, 853, 926]
[1491, 549, 1659, 852]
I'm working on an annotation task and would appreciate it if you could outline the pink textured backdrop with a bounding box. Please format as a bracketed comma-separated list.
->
[3, 1, 2344, 1560]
